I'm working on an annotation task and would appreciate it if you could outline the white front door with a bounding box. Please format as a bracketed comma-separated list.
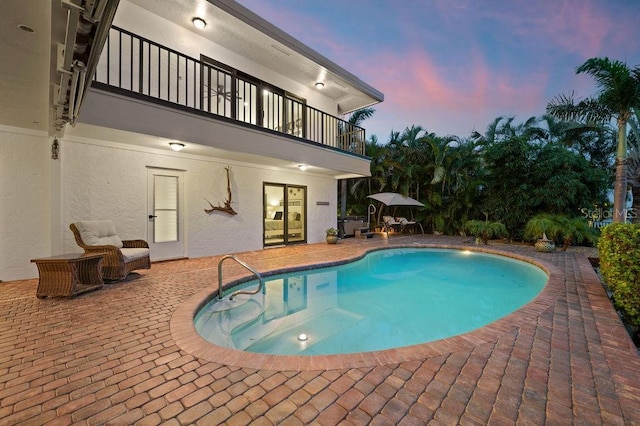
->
[147, 168, 185, 261]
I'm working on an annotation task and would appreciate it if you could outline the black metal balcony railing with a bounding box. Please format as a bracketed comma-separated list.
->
[93, 26, 366, 156]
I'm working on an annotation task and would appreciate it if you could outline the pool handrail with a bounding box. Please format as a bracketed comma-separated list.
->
[217, 255, 264, 300]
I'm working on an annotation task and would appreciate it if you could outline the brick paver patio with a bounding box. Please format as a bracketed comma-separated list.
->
[1, 235, 639, 425]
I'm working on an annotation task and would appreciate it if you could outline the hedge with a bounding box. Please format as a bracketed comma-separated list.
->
[598, 223, 640, 326]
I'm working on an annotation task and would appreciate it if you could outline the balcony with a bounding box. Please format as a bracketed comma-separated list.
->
[92, 26, 366, 156]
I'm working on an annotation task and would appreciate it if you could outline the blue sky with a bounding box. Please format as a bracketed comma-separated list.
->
[237, 0, 640, 142]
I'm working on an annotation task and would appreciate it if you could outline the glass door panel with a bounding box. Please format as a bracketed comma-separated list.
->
[262, 87, 284, 132]
[237, 77, 257, 125]
[263, 183, 306, 246]
[201, 65, 233, 117]
[286, 185, 305, 243]
[285, 97, 304, 138]
[153, 175, 178, 242]
[264, 184, 285, 246]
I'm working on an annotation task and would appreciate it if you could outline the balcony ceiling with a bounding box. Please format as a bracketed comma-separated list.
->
[0, 0, 52, 132]
[126, 0, 383, 115]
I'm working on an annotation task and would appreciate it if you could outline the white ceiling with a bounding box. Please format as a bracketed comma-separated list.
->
[0, 0, 53, 132]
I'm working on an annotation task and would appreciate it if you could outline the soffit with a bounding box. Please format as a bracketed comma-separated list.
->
[75, 88, 370, 178]
[0, 0, 52, 132]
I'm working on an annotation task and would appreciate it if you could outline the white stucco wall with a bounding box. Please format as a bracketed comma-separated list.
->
[0, 126, 51, 281]
[0, 125, 337, 282]
[60, 132, 337, 261]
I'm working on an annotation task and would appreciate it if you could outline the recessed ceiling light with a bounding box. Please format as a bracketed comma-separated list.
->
[298, 164, 308, 171]
[315, 81, 325, 89]
[169, 142, 185, 151]
[18, 24, 34, 33]
[192, 17, 206, 30]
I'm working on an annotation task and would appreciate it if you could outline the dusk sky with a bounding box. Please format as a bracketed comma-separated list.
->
[237, 0, 640, 142]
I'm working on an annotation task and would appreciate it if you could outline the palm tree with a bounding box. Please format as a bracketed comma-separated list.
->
[471, 116, 514, 145]
[339, 107, 375, 218]
[348, 137, 389, 211]
[547, 57, 640, 222]
[627, 110, 640, 222]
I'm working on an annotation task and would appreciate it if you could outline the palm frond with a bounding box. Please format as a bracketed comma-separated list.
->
[348, 107, 375, 126]
[546, 91, 611, 124]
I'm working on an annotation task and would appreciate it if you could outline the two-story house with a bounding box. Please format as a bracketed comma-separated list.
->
[0, 0, 383, 281]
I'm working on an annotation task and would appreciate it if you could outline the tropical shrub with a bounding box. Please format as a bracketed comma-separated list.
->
[462, 220, 508, 244]
[523, 214, 563, 242]
[524, 214, 598, 250]
[480, 137, 609, 239]
[554, 215, 599, 250]
[598, 223, 640, 325]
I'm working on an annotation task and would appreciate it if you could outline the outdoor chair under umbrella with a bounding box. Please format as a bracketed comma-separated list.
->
[366, 192, 425, 234]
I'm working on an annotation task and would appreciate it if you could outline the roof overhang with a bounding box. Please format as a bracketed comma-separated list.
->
[75, 87, 372, 179]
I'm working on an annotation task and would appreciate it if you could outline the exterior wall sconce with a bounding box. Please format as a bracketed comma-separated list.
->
[169, 142, 185, 151]
[314, 81, 325, 89]
[51, 138, 59, 160]
[192, 17, 207, 29]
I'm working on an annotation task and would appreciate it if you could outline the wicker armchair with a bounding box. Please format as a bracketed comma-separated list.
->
[70, 221, 151, 280]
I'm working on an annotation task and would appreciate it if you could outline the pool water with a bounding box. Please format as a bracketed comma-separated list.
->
[194, 248, 547, 355]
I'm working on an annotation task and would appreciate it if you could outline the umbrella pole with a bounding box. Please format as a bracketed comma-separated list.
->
[367, 204, 376, 231]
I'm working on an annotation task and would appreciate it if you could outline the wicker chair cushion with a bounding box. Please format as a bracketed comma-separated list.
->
[383, 216, 399, 225]
[75, 220, 124, 248]
[120, 248, 150, 262]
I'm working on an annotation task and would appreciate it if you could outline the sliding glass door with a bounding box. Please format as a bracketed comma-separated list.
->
[264, 183, 306, 246]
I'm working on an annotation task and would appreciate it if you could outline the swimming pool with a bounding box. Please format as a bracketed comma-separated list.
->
[194, 248, 547, 356]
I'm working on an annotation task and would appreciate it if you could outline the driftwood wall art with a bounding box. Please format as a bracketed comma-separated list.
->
[204, 166, 238, 215]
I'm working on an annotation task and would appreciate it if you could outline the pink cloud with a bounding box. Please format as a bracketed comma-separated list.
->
[235, 0, 638, 139]
[481, 0, 634, 59]
[420, 0, 634, 59]
[361, 46, 548, 136]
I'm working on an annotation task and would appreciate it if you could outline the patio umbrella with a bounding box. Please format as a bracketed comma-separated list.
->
[367, 192, 424, 207]
[366, 192, 425, 233]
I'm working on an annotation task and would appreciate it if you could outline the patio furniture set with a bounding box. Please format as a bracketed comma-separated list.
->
[31, 220, 150, 298]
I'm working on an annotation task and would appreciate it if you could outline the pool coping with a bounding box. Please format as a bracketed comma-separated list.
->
[170, 244, 563, 371]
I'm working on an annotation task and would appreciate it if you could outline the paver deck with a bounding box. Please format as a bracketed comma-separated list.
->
[1, 235, 639, 425]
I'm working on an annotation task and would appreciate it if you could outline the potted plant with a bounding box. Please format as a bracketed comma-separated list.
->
[325, 227, 339, 244]
[462, 220, 508, 244]
[523, 214, 560, 252]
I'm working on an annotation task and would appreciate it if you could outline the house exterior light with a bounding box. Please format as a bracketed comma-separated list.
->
[192, 17, 206, 29]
